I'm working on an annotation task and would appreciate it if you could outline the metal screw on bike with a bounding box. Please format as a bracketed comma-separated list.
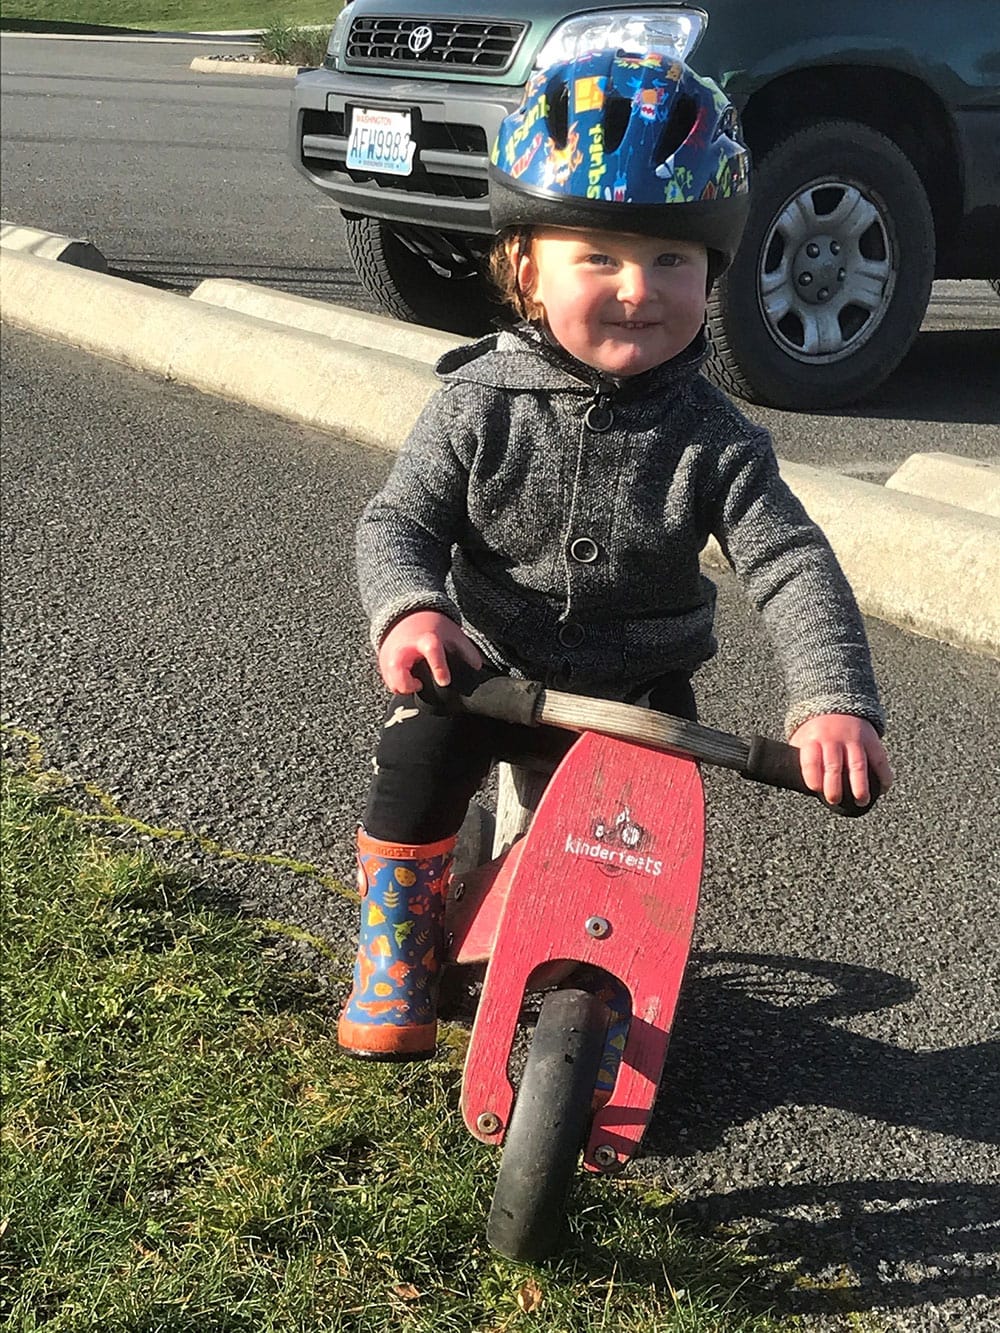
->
[592, 1144, 620, 1169]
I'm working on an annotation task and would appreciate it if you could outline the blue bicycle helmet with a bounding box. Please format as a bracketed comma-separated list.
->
[490, 51, 750, 276]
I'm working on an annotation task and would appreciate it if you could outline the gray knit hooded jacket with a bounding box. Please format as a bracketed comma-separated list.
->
[356, 326, 885, 737]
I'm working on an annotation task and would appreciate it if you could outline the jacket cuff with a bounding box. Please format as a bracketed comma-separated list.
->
[784, 695, 886, 739]
[369, 592, 463, 652]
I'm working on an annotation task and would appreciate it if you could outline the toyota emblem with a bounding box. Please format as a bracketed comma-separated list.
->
[408, 24, 434, 55]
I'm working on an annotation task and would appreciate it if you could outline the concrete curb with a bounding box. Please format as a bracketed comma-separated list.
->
[0, 248, 437, 451]
[191, 278, 463, 361]
[0, 221, 107, 271]
[783, 464, 1000, 654]
[702, 472, 1000, 657]
[2, 236, 997, 658]
[886, 452, 1000, 520]
[189, 56, 299, 78]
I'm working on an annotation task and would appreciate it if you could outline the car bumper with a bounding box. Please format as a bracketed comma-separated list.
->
[290, 67, 523, 235]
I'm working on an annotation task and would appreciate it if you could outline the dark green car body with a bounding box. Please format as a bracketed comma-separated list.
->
[291, 1, 999, 407]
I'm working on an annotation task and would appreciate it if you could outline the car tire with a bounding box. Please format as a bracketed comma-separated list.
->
[706, 120, 935, 410]
[345, 215, 497, 337]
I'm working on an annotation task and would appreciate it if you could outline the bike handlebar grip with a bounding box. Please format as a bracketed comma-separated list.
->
[462, 676, 544, 727]
[743, 735, 881, 817]
[412, 660, 543, 727]
[411, 658, 480, 713]
[743, 735, 811, 794]
[412, 660, 453, 712]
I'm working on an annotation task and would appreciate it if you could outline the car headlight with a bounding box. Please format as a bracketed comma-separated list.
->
[534, 8, 707, 70]
[324, 0, 356, 71]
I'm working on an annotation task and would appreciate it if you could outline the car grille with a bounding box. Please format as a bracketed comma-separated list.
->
[300, 108, 490, 200]
[345, 16, 527, 74]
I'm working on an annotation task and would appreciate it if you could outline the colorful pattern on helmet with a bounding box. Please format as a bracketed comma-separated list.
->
[491, 51, 749, 210]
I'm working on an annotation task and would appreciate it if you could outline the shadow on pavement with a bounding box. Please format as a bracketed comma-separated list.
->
[685, 1177, 999, 1317]
[1, 19, 155, 34]
[105, 259, 371, 306]
[839, 327, 1000, 426]
[645, 950, 999, 1317]
[0, 19, 253, 37]
[657, 949, 998, 1149]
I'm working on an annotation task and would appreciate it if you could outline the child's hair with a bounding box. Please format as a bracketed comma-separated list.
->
[488, 226, 541, 322]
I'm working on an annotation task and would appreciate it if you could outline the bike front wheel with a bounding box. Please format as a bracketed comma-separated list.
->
[486, 988, 609, 1261]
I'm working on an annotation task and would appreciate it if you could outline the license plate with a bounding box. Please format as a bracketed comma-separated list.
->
[346, 107, 416, 176]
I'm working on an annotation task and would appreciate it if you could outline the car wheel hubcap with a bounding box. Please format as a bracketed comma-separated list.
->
[758, 179, 896, 365]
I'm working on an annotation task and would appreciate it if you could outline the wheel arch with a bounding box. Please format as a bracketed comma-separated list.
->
[739, 67, 962, 267]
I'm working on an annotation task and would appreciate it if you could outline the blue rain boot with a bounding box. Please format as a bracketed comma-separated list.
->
[569, 965, 633, 1100]
[337, 829, 455, 1060]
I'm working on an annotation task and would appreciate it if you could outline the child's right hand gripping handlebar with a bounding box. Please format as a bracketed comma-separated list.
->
[412, 662, 881, 818]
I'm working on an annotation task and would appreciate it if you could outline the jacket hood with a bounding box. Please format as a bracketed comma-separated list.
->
[435, 322, 710, 399]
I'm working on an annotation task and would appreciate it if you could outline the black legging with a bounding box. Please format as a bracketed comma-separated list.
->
[364, 672, 697, 844]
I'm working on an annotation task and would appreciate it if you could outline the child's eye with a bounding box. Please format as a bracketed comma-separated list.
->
[584, 253, 614, 266]
[656, 253, 683, 267]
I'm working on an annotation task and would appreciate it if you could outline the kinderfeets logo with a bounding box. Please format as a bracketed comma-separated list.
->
[564, 803, 663, 877]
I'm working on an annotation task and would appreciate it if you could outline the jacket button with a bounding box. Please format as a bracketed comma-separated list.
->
[557, 621, 584, 648]
[585, 402, 614, 432]
[568, 536, 599, 563]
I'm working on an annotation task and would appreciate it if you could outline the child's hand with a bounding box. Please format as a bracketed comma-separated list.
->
[378, 610, 483, 695]
[789, 713, 894, 809]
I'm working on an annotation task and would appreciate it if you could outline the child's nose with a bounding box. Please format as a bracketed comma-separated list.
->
[616, 264, 653, 304]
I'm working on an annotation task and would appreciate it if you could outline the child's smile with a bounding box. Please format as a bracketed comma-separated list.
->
[517, 227, 709, 377]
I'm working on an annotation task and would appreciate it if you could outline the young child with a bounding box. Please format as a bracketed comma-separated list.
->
[339, 52, 893, 1061]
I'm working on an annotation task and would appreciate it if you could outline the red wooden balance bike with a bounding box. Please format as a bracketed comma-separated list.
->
[415, 668, 879, 1261]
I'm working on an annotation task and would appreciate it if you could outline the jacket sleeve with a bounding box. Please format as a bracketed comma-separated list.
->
[356, 385, 476, 651]
[708, 429, 886, 737]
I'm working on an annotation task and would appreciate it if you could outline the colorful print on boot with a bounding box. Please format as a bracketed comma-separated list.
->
[569, 964, 633, 1101]
[337, 829, 455, 1060]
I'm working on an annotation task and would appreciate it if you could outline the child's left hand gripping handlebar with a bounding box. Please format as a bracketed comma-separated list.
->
[412, 662, 881, 818]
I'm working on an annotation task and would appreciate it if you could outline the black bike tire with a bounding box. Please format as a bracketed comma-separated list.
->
[486, 988, 609, 1261]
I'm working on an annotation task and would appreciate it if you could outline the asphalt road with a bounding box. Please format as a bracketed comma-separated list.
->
[0, 32, 371, 306]
[2, 324, 998, 1332]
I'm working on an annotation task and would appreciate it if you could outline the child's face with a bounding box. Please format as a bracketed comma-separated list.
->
[516, 227, 708, 377]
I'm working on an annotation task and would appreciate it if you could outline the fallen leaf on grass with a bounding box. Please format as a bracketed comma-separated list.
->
[130, 1240, 163, 1266]
[391, 1283, 421, 1301]
[516, 1278, 544, 1312]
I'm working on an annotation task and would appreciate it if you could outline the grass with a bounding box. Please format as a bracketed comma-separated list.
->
[257, 19, 331, 66]
[1, 758, 798, 1332]
[0, 2, 343, 33]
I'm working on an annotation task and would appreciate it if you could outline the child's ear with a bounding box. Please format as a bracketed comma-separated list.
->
[513, 239, 536, 297]
[513, 243, 543, 321]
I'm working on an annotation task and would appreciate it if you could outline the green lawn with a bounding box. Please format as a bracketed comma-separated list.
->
[0, 1, 342, 32]
[1, 754, 797, 1332]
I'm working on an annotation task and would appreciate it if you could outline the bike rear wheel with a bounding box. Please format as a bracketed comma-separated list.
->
[486, 988, 609, 1261]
